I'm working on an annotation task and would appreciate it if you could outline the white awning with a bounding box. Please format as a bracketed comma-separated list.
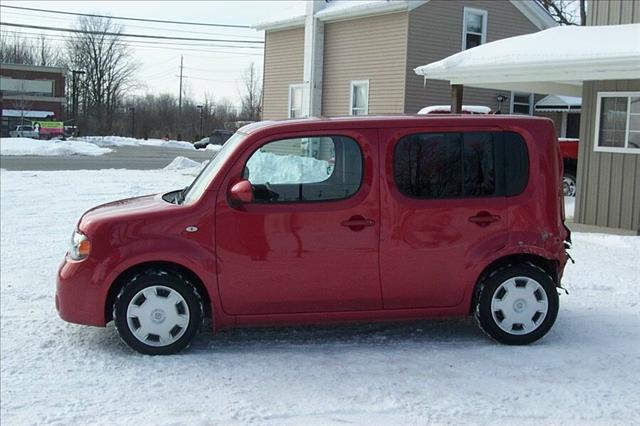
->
[414, 24, 640, 96]
[534, 95, 582, 112]
[2, 109, 55, 118]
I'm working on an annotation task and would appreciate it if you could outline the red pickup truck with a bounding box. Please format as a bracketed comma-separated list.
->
[559, 138, 579, 197]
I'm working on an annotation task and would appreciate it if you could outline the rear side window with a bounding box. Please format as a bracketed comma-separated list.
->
[394, 131, 527, 199]
[245, 135, 362, 203]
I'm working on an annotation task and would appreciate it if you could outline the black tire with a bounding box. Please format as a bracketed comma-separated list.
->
[563, 171, 577, 197]
[474, 263, 559, 345]
[113, 268, 203, 355]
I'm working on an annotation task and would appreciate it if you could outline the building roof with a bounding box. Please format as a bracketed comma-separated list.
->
[0, 63, 67, 74]
[414, 24, 640, 96]
[535, 95, 582, 112]
[2, 109, 55, 118]
[254, 0, 556, 31]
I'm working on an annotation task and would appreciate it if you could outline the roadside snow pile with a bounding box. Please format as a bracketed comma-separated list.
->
[164, 156, 202, 170]
[206, 143, 223, 152]
[79, 136, 195, 150]
[163, 156, 207, 176]
[1, 168, 639, 424]
[0, 137, 112, 156]
[246, 151, 331, 184]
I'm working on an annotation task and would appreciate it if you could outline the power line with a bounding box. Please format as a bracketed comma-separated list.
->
[1, 32, 264, 56]
[0, 9, 263, 39]
[0, 22, 263, 44]
[0, 4, 252, 29]
[0, 30, 264, 53]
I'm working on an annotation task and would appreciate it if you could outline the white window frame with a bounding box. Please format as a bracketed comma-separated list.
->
[349, 80, 369, 116]
[510, 92, 534, 115]
[462, 7, 487, 50]
[594, 91, 640, 154]
[288, 84, 304, 119]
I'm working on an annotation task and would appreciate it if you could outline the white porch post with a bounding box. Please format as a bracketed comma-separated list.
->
[302, 0, 325, 117]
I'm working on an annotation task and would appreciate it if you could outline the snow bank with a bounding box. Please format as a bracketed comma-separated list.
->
[246, 152, 331, 184]
[1, 168, 639, 424]
[163, 156, 202, 170]
[79, 136, 195, 150]
[205, 143, 223, 152]
[162, 156, 207, 176]
[0, 137, 112, 156]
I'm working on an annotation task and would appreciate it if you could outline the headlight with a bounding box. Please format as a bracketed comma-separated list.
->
[69, 230, 91, 260]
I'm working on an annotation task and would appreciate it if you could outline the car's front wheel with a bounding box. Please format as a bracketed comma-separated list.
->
[113, 268, 203, 355]
[475, 263, 559, 345]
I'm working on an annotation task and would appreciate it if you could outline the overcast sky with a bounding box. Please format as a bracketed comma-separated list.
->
[1, 1, 304, 107]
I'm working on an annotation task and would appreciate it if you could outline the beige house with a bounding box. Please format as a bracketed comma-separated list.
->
[255, 0, 556, 120]
[414, 0, 640, 232]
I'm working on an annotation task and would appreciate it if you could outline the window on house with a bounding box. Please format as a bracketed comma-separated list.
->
[350, 80, 369, 115]
[394, 131, 529, 199]
[288, 84, 304, 118]
[463, 8, 487, 50]
[511, 93, 533, 115]
[595, 92, 640, 153]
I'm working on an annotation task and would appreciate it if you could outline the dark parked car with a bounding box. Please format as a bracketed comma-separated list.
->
[57, 115, 570, 355]
[194, 129, 234, 149]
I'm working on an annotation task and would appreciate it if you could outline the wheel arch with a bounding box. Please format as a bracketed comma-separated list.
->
[105, 261, 212, 324]
[470, 253, 558, 314]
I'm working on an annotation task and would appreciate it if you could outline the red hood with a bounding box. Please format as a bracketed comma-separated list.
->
[78, 193, 176, 232]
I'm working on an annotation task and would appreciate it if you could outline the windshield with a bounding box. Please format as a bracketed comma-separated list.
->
[182, 132, 246, 205]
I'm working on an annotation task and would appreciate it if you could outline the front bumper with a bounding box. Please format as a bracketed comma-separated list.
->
[56, 255, 107, 327]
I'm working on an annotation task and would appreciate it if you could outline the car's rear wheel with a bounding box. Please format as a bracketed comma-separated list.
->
[475, 263, 559, 345]
[113, 268, 203, 355]
[563, 172, 577, 197]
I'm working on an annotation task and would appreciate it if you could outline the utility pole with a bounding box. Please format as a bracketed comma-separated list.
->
[197, 105, 203, 137]
[71, 70, 85, 135]
[129, 107, 135, 137]
[178, 55, 184, 113]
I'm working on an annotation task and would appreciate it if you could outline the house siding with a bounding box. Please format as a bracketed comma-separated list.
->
[262, 28, 305, 120]
[574, 0, 640, 231]
[322, 12, 408, 116]
[405, 0, 541, 114]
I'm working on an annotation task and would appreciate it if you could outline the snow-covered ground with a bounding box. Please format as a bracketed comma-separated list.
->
[0, 137, 112, 156]
[1, 168, 639, 424]
[78, 135, 196, 150]
[0, 135, 199, 157]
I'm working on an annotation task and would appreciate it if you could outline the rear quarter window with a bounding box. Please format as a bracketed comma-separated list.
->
[393, 131, 528, 199]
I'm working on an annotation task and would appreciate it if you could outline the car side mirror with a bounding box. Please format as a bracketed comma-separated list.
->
[229, 180, 254, 204]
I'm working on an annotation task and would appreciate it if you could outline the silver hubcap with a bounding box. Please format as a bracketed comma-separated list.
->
[563, 175, 576, 196]
[126, 286, 190, 347]
[490, 277, 548, 335]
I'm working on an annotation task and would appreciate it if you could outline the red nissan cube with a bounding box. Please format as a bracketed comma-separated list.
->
[57, 116, 570, 354]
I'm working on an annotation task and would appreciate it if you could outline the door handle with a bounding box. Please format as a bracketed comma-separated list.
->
[341, 215, 375, 231]
[468, 212, 501, 227]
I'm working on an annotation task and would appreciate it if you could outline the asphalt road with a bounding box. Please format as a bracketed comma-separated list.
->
[0, 145, 215, 171]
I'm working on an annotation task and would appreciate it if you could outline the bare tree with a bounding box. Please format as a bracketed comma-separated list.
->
[239, 62, 262, 121]
[37, 34, 63, 67]
[0, 31, 64, 66]
[66, 16, 139, 134]
[538, 0, 587, 26]
[0, 32, 36, 65]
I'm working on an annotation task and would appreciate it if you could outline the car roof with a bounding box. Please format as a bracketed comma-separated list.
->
[238, 115, 552, 135]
